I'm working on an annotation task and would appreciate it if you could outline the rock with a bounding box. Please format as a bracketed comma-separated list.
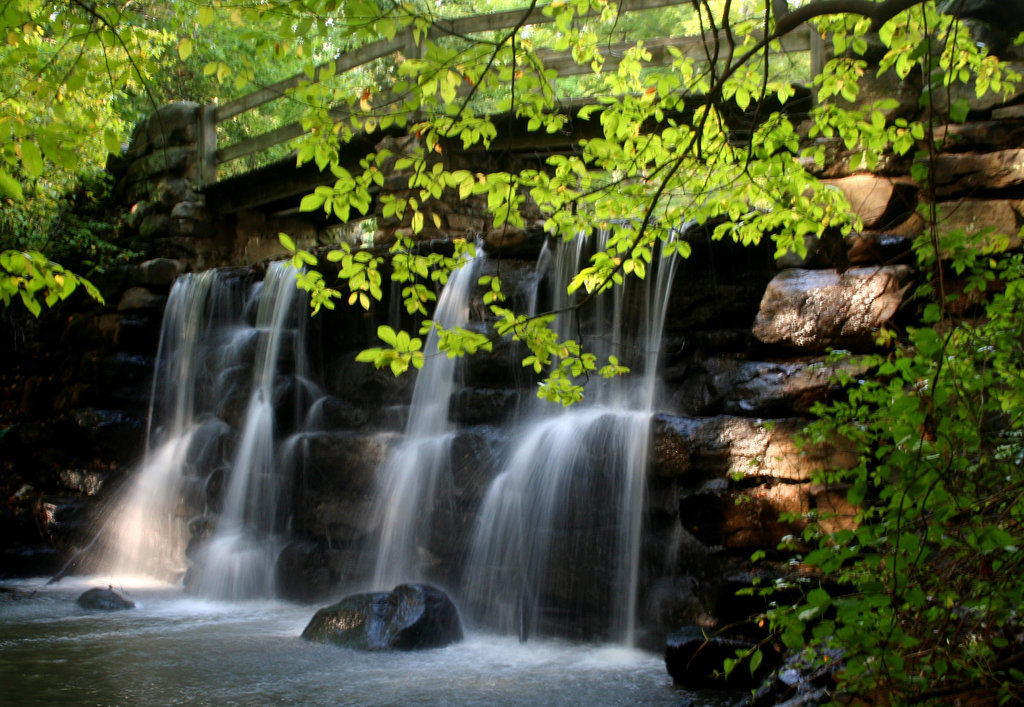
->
[933, 120, 1024, 152]
[748, 646, 843, 707]
[668, 356, 853, 417]
[130, 258, 185, 288]
[665, 625, 780, 690]
[935, 199, 1023, 253]
[845, 231, 914, 265]
[820, 175, 917, 231]
[930, 150, 1024, 196]
[301, 583, 463, 650]
[146, 102, 199, 149]
[275, 541, 336, 602]
[77, 587, 135, 611]
[752, 266, 914, 351]
[117, 286, 167, 314]
[651, 414, 857, 482]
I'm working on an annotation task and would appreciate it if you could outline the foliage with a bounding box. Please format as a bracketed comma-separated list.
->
[0, 0, 315, 314]
[723, 6, 1024, 703]
[747, 241, 1024, 704]
[0, 249, 104, 315]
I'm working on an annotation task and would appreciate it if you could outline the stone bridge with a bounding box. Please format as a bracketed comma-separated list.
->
[108, 1, 821, 270]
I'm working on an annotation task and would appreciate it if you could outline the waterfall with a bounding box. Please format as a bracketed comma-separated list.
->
[99, 262, 312, 598]
[464, 230, 679, 644]
[370, 254, 482, 589]
[99, 226, 678, 640]
[101, 270, 243, 580]
[192, 262, 311, 599]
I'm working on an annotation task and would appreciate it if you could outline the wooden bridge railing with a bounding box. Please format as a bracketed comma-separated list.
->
[196, 0, 822, 189]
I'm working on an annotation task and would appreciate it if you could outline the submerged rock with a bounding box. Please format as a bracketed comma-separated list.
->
[77, 587, 135, 611]
[301, 583, 463, 650]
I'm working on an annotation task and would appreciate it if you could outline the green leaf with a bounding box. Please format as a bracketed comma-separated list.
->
[178, 37, 193, 60]
[299, 192, 327, 212]
[278, 233, 296, 252]
[949, 98, 971, 123]
[0, 169, 24, 201]
[20, 141, 43, 179]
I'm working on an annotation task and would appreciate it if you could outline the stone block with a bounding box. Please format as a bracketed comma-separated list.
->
[123, 146, 192, 185]
[752, 266, 914, 351]
[117, 286, 167, 313]
[930, 149, 1024, 195]
[146, 102, 200, 149]
[130, 258, 185, 288]
[935, 198, 1023, 252]
[821, 174, 917, 230]
[138, 213, 170, 240]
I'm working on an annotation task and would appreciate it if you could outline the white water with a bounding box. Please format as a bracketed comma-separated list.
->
[99, 263, 313, 599]
[371, 256, 481, 589]
[193, 262, 310, 599]
[464, 231, 679, 643]
[2, 576, 718, 707]
[100, 270, 241, 580]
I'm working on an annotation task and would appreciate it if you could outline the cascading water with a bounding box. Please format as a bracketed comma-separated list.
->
[100, 269, 243, 580]
[99, 262, 313, 598]
[99, 227, 677, 643]
[464, 230, 679, 644]
[192, 262, 312, 599]
[370, 254, 482, 589]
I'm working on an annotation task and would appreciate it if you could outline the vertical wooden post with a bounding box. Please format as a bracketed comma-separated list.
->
[196, 103, 218, 191]
[809, 24, 825, 84]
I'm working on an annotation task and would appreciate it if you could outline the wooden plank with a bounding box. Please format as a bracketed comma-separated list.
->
[216, 0, 697, 121]
[217, 121, 306, 165]
[216, 35, 410, 121]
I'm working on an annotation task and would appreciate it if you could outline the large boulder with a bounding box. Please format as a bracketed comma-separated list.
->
[77, 587, 135, 611]
[301, 583, 463, 650]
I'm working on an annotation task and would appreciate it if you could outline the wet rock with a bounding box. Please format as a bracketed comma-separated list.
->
[752, 266, 914, 352]
[665, 625, 780, 690]
[668, 357, 851, 417]
[748, 647, 843, 707]
[301, 583, 463, 650]
[449, 387, 519, 424]
[275, 541, 336, 602]
[77, 587, 135, 611]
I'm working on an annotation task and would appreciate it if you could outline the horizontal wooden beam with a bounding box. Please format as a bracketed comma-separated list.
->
[215, 0, 700, 122]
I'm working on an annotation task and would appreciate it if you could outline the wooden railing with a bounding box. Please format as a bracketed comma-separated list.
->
[196, 0, 822, 189]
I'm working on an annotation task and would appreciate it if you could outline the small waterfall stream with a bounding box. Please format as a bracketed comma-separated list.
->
[100, 269, 243, 580]
[464, 231, 679, 643]
[100, 262, 313, 598]
[192, 262, 312, 598]
[370, 254, 482, 589]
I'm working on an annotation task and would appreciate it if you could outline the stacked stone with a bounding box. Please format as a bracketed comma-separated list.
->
[371, 134, 546, 250]
[115, 102, 220, 270]
[657, 43, 1024, 686]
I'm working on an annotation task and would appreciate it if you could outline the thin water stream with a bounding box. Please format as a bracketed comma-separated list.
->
[0, 577, 728, 706]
